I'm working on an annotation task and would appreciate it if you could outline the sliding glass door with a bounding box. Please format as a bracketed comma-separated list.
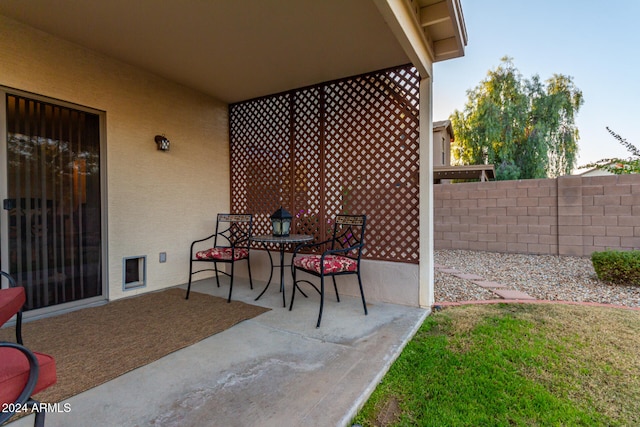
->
[1, 92, 104, 311]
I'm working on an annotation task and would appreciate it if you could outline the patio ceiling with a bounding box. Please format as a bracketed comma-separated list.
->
[0, 0, 466, 104]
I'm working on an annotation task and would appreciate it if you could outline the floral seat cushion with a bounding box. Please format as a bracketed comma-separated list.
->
[195, 247, 249, 261]
[293, 255, 357, 274]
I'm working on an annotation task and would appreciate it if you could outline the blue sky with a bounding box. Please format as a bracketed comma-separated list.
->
[432, 0, 640, 170]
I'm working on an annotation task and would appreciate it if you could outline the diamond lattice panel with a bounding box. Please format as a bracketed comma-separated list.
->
[291, 88, 324, 246]
[324, 69, 420, 262]
[230, 94, 291, 238]
[230, 65, 420, 263]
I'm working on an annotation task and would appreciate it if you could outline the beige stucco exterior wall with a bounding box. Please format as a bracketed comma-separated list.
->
[432, 123, 452, 167]
[0, 16, 229, 301]
[235, 251, 420, 307]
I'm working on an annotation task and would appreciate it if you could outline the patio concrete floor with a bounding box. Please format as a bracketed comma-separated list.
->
[9, 276, 428, 427]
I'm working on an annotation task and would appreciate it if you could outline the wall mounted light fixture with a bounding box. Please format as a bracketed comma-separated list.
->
[155, 135, 170, 151]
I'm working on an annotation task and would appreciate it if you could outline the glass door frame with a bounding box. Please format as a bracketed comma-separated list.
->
[0, 86, 109, 319]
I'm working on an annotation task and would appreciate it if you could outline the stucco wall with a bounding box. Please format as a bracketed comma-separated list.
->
[0, 16, 229, 300]
[232, 251, 419, 307]
[434, 174, 640, 256]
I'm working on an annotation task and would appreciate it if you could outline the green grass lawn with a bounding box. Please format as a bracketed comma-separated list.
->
[353, 303, 640, 426]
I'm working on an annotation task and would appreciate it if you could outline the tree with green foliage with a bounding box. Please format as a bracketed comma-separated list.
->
[450, 57, 584, 180]
[580, 127, 640, 174]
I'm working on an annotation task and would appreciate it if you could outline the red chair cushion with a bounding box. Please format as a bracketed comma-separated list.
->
[293, 255, 358, 274]
[195, 247, 249, 261]
[0, 347, 57, 404]
[0, 287, 25, 327]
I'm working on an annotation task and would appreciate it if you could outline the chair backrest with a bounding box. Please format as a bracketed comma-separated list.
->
[330, 214, 366, 259]
[214, 214, 253, 248]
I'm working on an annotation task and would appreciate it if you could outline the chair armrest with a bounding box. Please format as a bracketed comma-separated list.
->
[191, 234, 216, 245]
[322, 243, 364, 258]
[189, 234, 217, 254]
[292, 238, 332, 257]
[0, 271, 17, 288]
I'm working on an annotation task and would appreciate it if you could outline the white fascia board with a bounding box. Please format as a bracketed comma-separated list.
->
[372, 0, 434, 78]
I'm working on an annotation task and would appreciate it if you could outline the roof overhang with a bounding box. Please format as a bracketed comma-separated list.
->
[433, 119, 454, 141]
[418, 0, 467, 63]
[0, 0, 466, 103]
[373, 0, 467, 77]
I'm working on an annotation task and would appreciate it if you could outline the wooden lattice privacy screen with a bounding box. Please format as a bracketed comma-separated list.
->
[230, 65, 420, 263]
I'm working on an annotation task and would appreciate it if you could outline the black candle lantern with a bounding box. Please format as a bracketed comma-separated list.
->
[270, 207, 292, 237]
[154, 134, 170, 151]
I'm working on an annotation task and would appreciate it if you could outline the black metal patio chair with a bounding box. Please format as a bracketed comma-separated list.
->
[289, 214, 367, 327]
[185, 213, 253, 302]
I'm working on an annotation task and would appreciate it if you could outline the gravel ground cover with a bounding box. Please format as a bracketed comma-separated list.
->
[435, 249, 640, 308]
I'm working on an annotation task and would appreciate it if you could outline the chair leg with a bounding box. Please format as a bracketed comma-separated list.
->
[247, 257, 253, 290]
[186, 260, 194, 299]
[227, 262, 235, 303]
[357, 273, 368, 315]
[317, 275, 325, 328]
[289, 267, 297, 311]
[214, 262, 221, 288]
[33, 406, 46, 427]
[16, 311, 23, 345]
[332, 276, 340, 302]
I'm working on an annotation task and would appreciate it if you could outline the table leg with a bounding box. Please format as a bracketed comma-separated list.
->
[254, 242, 275, 302]
[254, 242, 287, 307]
[279, 244, 286, 307]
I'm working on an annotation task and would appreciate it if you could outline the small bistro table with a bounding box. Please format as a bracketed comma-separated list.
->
[250, 234, 313, 307]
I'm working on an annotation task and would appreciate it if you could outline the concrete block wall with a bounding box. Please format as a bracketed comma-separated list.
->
[569, 175, 640, 256]
[434, 174, 640, 256]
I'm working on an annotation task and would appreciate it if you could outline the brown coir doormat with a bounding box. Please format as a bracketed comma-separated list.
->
[0, 288, 269, 404]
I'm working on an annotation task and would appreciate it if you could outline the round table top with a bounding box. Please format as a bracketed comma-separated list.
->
[250, 234, 313, 244]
